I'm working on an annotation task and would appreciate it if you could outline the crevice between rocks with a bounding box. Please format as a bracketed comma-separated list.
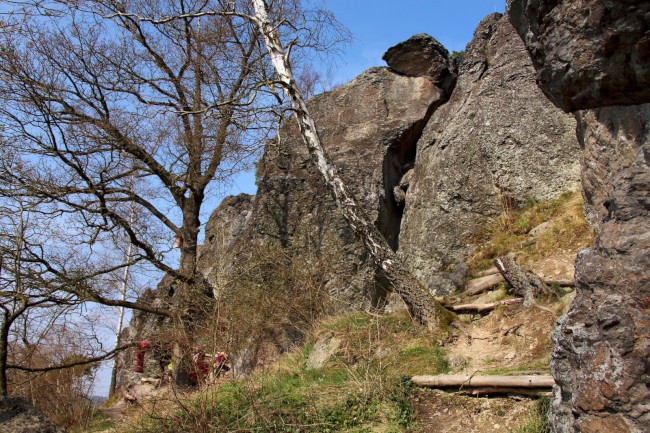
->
[371, 89, 453, 308]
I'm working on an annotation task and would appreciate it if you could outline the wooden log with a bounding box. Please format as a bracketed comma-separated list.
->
[472, 267, 574, 286]
[464, 274, 506, 295]
[543, 278, 575, 287]
[448, 298, 523, 313]
[412, 374, 555, 389]
[455, 387, 552, 397]
[473, 267, 500, 278]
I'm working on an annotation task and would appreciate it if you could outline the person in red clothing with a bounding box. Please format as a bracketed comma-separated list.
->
[190, 350, 210, 386]
[134, 340, 151, 373]
[213, 352, 230, 378]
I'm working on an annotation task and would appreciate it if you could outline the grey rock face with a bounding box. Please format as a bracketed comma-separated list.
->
[550, 106, 650, 433]
[508, 2, 650, 432]
[306, 333, 342, 369]
[243, 67, 445, 310]
[508, 0, 650, 111]
[0, 397, 66, 433]
[199, 193, 253, 294]
[382, 34, 455, 89]
[398, 13, 581, 295]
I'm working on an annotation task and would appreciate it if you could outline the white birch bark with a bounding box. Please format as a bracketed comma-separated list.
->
[250, 0, 450, 329]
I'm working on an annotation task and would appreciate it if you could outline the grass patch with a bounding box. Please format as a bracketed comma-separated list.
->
[468, 192, 593, 273]
[318, 312, 451, 380]
[510, 397, 551, 433]
[75, 411, 115, 433]
[394, 345, 449, 377]
[123, 369, 415, 433]
[118, 311, 443, 433]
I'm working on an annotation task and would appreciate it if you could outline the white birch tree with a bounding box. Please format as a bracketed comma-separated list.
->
[249, 0, 450, 329]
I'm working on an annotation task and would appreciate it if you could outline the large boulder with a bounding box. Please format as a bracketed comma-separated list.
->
[551, 105, 650, 433]
[382, 34, 455, 91]
[508, 0, 650, 111]
[398, 13, 581, 295]
[508, 1, 650, 431]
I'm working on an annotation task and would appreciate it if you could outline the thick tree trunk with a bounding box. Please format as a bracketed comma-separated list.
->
[251, 0, 450, 330]
[171, 196, 205, 386]
[0, 313, 9, 397]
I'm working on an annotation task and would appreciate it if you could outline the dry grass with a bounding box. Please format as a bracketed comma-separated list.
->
[114, 311, 443, 432]
[468, 191, 593, 273]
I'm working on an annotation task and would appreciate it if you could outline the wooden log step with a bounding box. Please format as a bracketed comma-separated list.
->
[472, 267, 500, 278]
[455, 387, 552, 397]
[412, 374, 555, 389]
[447, 298, 524, 313]
[464, 274, 505, 295]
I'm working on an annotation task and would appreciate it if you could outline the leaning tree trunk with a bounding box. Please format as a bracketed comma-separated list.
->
[251, 0, 451, 330]
[494, 256, 555, 306]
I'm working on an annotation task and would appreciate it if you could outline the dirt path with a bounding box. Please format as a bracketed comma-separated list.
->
[409, 389, 538, 433]
[407, 287, 574, 432]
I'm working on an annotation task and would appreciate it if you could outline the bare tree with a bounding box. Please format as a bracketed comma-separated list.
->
[0, 189, 90, 396]
[0, 0, 348, 383]
[0, 0, 273, 383]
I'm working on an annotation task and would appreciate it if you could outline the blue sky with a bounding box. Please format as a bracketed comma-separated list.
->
[326, 0, 506, 83]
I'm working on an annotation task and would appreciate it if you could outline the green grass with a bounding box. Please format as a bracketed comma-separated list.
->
[119, 312, 447, 433]
[76, 411, 115, 433]
[510, 397, 551, 433]
[394, 345, 449, 377]
[128, 369, 414, 433]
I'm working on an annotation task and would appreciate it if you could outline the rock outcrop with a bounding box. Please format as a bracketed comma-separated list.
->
[0, 397, 66, 433]
[398, 13, 581, 294]
[206, 15, 581, 303]
[509, 1, 650, 431]
[508, 0, 650, 111]
[144, 7, 583, 383]
[233, 66, 447, 310]
[198, 193, 254, 295]
[382, 34, 456, 93]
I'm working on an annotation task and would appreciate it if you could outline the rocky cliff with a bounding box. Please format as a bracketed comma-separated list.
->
[509, 1, 650, 432]
[201, 13, 582, 312]
[203, 14, 580, 312]
[508, 0, 650, 111]
[398, 13, 580, 294]
[205, 66, 448, 311]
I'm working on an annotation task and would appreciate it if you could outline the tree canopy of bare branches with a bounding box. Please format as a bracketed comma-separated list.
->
[0, 0, 349, 385]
